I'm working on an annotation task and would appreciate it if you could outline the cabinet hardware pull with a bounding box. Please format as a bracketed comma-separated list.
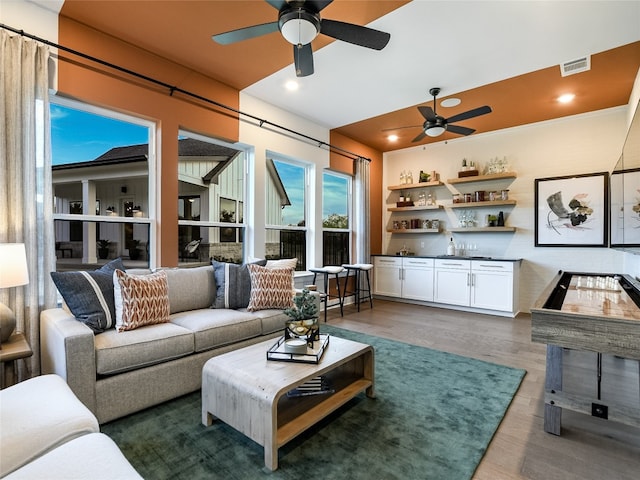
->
[478, 264, 504, 268]
[467, 273, 470, 286]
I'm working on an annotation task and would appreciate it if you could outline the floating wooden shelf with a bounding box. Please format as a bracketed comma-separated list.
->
[387, 180, 444, 191]
[447, 172, 517, 185]
[387, 205, 443, 212]
[449, 227, 516, 233]
[386, 228, 440, 234]
[449, 200, 516, 209]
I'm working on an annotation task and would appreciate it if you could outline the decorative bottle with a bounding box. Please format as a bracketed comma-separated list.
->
[447, 237, 456, 256]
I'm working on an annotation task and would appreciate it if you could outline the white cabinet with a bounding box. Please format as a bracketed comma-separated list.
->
[373, 257, 434, 301]
[376, 256, 520, 316]
[434, 259, 471, 306]
[434, 259, 520, 314]
[470, 260, 516, 312]
[401, 257, 434, 301]
[373, 257, 402, 297]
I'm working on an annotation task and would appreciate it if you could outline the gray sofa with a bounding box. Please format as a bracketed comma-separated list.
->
[41, 265, 314, 424]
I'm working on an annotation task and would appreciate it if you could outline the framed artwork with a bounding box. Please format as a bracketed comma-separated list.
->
[534, 171, 609, 247]
[610, 168, 640, 247]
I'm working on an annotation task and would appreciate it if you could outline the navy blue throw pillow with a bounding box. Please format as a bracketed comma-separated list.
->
[50, 258, 125, 334]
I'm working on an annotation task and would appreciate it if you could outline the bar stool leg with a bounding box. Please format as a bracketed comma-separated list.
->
[333, 272, 344, 316]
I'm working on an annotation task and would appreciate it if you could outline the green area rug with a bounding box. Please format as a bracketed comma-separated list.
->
[102, 325, 525, 479]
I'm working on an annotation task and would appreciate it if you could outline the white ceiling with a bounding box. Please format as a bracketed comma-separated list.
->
[243, 1, 640, 129]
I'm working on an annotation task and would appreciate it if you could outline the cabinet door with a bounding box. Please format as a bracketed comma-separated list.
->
[402, 258, 434, 301]
[373, 257, 402, 297]
[471, 270, 513, 311]
[434, 268, 470, 306]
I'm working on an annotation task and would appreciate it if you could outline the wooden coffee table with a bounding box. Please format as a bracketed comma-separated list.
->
[202, 335, 375, 470]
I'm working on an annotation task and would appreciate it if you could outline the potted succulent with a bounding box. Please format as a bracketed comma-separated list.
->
[283, 288, 319, 345]
[97, 239, 110, 259]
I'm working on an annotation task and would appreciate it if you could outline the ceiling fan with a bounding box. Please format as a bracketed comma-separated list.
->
[388, 88, 492, 142]
[211, 0, 391, 77]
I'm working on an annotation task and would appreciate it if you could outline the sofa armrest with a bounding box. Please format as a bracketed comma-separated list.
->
[40, 309, 98, 414]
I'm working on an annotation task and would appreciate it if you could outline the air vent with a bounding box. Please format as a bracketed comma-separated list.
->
[560, 56, 591, 77]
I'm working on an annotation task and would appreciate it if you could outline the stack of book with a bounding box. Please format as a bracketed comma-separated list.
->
[287, 376, 334, 398]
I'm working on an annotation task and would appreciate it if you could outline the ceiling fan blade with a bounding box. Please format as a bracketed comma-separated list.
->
[306, 0, 334, 12]
[446, 105, 492, 124]
[265, 0, 287, 10]
[411, 131, 427, 143]
[320, 19, 390, 50]
[212, 22, 279, 45]
[294, 43, 314, 77]
[382, 125, 423, 132]
[417, 106, 436, 122]
[447, 124, 475, 136]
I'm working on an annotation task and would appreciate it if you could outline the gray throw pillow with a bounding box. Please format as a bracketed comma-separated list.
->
[211, 259, 266, 309]
[50, 258, 125, 334]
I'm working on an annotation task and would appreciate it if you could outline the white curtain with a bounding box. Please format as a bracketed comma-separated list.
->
[353, 157, 370, 264]
[1, 30, 57, 379]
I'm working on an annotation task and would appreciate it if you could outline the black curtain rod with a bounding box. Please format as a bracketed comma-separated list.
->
[1, 23, 371, 163]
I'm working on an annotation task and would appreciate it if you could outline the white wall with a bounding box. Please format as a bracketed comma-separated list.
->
[239, 93, 330, 269]
[383, 106, 630, 312]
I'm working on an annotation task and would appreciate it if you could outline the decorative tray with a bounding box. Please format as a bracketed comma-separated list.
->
[267, 334, 330, 364]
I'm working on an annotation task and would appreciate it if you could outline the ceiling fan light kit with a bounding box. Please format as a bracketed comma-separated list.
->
[212, 0, 390, 77]
[383, 87, 493, 143]
[279, 9, 320, 45]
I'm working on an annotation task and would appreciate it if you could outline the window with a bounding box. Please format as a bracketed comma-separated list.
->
[322, 171, 351, 266]
[50, 97, 154, 267]
[177, 131, 247, 264]
[265, 156, 309, 271]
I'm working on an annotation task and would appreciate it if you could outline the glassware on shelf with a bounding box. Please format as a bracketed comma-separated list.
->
[407, 171, 413, 184]
[427, 192, 434, 206]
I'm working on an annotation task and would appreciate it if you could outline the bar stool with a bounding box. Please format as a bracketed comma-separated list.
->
[341, 263, 374, 312]
[309, 266, 344, 321]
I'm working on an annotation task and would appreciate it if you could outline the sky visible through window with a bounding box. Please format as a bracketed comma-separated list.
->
[51, 104, 348, 225]
[50, 103, 148, 165]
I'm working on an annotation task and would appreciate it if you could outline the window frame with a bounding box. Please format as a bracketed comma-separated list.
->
[177, 130, 249, 263]
[322, 169, 353, 266]
[50, 95, 156, 265]
[265, 154, 311, 271]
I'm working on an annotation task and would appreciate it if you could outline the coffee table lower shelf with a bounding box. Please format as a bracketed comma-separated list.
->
[202, 336, 375, 471]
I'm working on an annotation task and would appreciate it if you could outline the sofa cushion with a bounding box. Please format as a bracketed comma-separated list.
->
[0, 374, 99, 477]
[247, 264, 295, 312]
[238, 308, 290, 335]
[163, 265, 216, 314]
[2, 433, 142, 480]
[50, 258, 124, 334]
[114, 269, 171, 332]
[170, 308, 262, 352]
[95, 322, 194, 375]
[211, 259, 266, 309]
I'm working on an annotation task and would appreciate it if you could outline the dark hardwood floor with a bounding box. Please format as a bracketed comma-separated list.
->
[325, 299, 640, 480]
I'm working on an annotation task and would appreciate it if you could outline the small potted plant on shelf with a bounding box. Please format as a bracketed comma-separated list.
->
[97, 239, 110, 260]
[284, 288, 319, 347]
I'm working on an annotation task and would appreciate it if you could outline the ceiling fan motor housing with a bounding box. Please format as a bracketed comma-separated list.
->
[279, 7, 321, 45]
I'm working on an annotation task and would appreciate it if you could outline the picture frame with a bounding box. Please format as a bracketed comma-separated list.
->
[534, 171, 609, 247]
[610, 168, 640, 247]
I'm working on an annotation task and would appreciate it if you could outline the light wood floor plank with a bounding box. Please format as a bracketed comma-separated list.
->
[326, 300, 640, 479]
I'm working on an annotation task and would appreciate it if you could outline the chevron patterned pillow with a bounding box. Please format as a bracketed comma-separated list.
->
[114, 269, 170, 332]
[246, 264, 294, 312]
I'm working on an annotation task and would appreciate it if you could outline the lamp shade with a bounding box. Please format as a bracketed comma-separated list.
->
[0, 243, 29, 288]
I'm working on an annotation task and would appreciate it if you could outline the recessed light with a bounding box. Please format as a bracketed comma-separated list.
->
[441, 98, 461, 108]
[388, 134, 398, 141]
[285, 80, 299, 91]
[557, 93, 575, 104]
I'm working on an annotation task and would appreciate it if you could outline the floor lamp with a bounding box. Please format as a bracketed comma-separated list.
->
[0, 244, 29, 344]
